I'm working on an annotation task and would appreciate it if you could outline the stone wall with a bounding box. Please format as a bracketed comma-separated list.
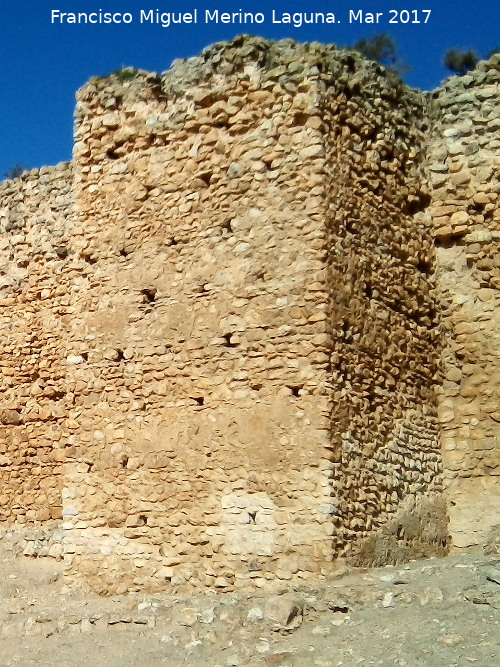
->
[0, 38, 498, 594]
[429, 56, 500, 548]
[0, 164, 73, 526]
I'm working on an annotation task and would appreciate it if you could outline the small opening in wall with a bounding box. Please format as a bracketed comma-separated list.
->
[119, 248, 129, 257]
[384, 149, 395, 163]
[345, 219, 356, 234]
[222, 333, 238, 347]
[55, 246, 68, 259]
[81, 352, 89, 361]
[344, 55, 356, 73]
[406, 201, 421, 215]
[483, 209, 493, 224]
[366, 388, 378, 411]
[434, 237, 455, 250]
[141, 288, 156, 304]
[248, 511, 257, 524]
[221, 219, 234, 235]
[248, 559, 261, 572]
[288, 385, 302, 397]
[364, 126, 377, 141]
[197, 283, 210, 296]
[291, 112, 309, 127]
[468, 202, 485, 214]
[415, 307, 436, 328]
[138, 514, 148, 526]
[417, 259, 432, 275]
[121, 455, 129, 468]
[405, 192, 432, 216]
[198, 171, 212, 186]
[115, 349, 125, 362]
[365, 284, 373, 299]
[106, 148, 120, 160]
[192, 396, 204, 406]
[83, 254, 97, 265]
[330, 604, 349, 614]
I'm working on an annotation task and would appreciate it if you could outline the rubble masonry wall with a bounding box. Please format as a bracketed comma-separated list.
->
[0, 165, 73, 530]
[429, 58, 500, 548]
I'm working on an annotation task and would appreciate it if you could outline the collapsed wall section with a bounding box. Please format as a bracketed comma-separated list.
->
[0, 164, 74, 531]
[428, 56, 500, 548]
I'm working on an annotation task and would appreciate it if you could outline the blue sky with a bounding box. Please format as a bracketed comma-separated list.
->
[1, 1, 498, 175]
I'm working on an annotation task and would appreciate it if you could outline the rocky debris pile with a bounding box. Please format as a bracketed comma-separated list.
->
[0, 526, 64, 559]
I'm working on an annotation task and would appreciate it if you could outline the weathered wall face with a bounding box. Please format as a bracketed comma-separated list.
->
[0, 37, 497, 594]
[0, 164, 73, 527]
[63, 41, 338, 593]
[429, 56, 500, 548]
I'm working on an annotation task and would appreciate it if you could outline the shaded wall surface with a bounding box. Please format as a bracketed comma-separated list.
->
[321, 62, 446, 565]
[0, 38, 498, 593]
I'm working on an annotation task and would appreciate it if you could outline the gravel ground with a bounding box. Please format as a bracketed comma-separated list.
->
[0, 546, 498, 667]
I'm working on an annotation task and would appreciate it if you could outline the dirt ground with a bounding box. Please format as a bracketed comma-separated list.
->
[0, 541, 498, 667]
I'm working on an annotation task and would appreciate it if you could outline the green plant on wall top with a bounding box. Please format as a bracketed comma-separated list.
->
[3, 164, 29, 180]
[444, 49, 480, 76]
[352, 33, 409, 77]
[112, 67, 139, 82]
